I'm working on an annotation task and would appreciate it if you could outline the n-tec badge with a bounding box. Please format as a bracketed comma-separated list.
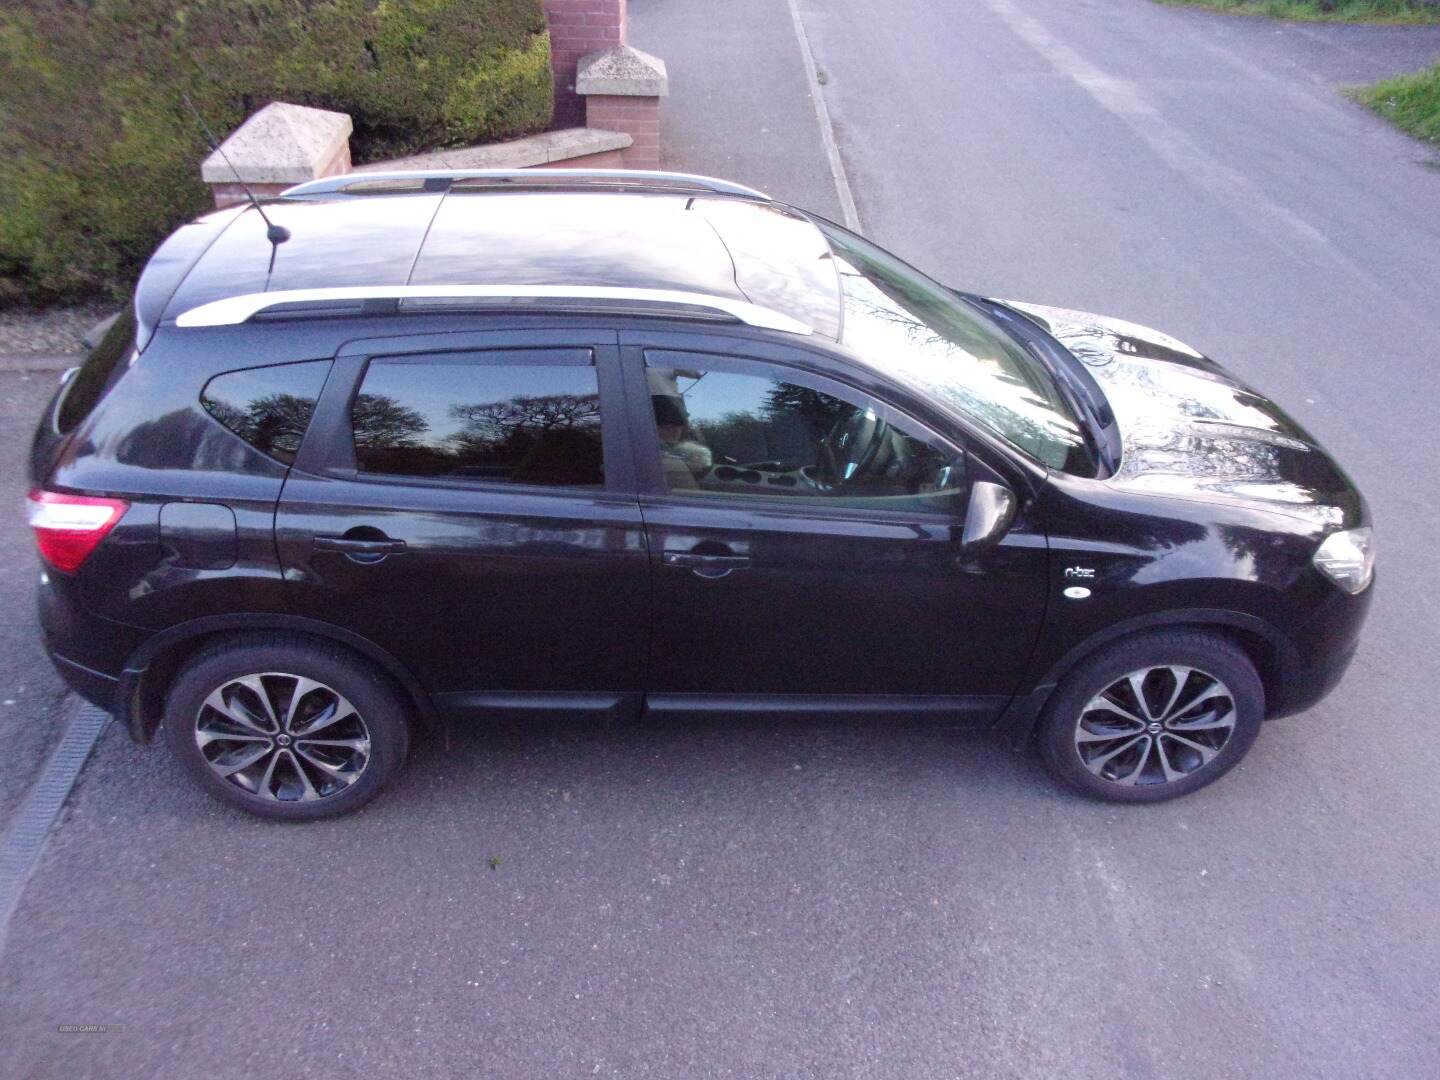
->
[1064, 566, 1095, 579]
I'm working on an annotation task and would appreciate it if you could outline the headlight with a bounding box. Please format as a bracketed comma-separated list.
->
[1313, 526, 1374, 594]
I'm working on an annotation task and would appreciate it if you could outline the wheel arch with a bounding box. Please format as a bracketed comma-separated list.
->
[994, 608, 1299, 747]
[116, 614, 441, 743]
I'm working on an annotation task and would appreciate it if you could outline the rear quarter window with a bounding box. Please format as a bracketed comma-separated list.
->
[200, 360, 331, 464]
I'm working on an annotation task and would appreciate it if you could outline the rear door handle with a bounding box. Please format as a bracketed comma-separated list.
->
[313, 534, 407, 563]
[662, 551, 751, 579]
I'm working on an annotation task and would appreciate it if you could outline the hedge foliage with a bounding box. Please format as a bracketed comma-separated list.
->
[0, 1, 553, 303]
[1156, 0, 1440, 20]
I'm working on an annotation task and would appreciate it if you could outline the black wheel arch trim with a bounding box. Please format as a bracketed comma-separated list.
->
[115, 613, 441, 744]
[992, 607, 1301, 747]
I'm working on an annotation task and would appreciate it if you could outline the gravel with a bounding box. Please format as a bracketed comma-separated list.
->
[0, 303, 115, 358]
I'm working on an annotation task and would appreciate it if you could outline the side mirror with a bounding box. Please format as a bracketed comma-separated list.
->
[961, 481, 1016, 548]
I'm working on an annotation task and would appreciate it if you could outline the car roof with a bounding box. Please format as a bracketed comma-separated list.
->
[152, 188, 844, 340]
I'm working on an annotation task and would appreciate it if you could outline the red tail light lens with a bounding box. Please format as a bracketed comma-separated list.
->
[26, 489, 129, 573]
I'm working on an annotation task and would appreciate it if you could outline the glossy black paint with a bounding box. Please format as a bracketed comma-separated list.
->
[617, 333, 1047, 717]
[29, 189, 1372, 751]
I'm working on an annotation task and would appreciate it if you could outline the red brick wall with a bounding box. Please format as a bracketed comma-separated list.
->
[544, 0, 627, 127]
[584, 95, 658, 169]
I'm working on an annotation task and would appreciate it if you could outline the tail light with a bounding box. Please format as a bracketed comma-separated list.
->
[26, 489, 129, 573]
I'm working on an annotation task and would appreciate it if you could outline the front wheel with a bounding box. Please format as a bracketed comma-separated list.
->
[1038, 631, 1264, 803]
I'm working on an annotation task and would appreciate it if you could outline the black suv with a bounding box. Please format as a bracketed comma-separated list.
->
[28, 170, 1373, 819]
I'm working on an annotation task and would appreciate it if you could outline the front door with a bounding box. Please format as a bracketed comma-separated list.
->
[276, 330, 648, 718]
[625, 343, 1048, 724]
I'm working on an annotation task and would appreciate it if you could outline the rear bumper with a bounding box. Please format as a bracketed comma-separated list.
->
[47, 649, 118, 712]
[37, 569, 150, 729]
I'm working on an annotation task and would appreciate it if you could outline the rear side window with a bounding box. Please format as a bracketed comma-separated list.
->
[57, 307, 136, 433]
[201, 360, 331, 464]
[352, 351, 604, 487]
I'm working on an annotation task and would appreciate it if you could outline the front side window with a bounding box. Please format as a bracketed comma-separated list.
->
[352, 351, 604, 487]
[646, 359, 964, 513]
[201, 360, 331, 464]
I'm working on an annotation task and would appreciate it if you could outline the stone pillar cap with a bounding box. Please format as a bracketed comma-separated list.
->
[201, 102, 353, 185]
[576, 45, 669, 97]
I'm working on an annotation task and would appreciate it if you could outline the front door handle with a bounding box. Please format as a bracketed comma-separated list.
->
[663, 550, 751, 579]
[313, 534, 407, 564]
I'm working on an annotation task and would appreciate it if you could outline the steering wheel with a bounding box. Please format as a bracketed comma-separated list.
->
[821, 409, 888, 490]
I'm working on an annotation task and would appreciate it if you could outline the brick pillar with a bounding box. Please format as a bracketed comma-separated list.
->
[543, 0, 627, 128]
[576, 45, 667, 170]
[201, 102, 352, 208]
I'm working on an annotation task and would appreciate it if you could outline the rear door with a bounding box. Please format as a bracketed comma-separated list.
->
[620, 335, 1049, 724]
[276, 328, 648, 719]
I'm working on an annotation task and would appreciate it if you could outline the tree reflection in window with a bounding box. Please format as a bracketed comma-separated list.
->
[351, 361, 604, 487]
[201, 361, 330, 464]
[352, 394, 430, 452]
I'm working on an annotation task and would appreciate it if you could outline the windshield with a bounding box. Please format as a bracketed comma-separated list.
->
[816, 221, 1093, 474]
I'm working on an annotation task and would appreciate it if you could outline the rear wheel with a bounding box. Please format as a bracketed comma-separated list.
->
[163, 638, 411, 820]
[1038, 631, 1264, 803]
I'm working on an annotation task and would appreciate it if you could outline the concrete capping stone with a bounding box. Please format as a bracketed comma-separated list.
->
[576, 45, 668, 97]
[201, 102, 353, 185]
[355, 128, 632, 173]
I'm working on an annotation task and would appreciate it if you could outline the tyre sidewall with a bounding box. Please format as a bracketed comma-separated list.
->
[163, 639, 410, 821]
[1038, 631, 1264, 803]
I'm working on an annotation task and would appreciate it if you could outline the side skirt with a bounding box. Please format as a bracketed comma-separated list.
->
[435, 691, 1008, 728]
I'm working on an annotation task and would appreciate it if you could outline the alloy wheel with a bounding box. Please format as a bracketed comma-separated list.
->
[1074, 665, 1237, 788]
[194, 673, 371, 803]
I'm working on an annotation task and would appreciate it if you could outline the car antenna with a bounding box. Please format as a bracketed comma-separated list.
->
[181, 94, 291, 255]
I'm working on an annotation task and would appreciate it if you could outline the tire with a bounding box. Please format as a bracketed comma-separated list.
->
[1037, 631, 1264, 803]
[163, 635, 411, 821]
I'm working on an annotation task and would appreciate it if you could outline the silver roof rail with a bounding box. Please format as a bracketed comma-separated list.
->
[281, 169, 770, 201]
[173, 285, 811, 335]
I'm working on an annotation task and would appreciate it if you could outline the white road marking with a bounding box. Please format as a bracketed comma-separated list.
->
[785, 0, 863, 231]
[982, 0, 1361, 273]
[983, 0, 1156, 117]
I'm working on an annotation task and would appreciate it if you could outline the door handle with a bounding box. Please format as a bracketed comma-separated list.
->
[313, 534, 407, 564]
[663, 550, 750, 579]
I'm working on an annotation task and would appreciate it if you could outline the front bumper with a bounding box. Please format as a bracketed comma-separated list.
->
[1269, 576, 1373, 719]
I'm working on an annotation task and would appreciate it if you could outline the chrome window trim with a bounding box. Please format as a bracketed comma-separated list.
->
[172, 285, 813, 335]
[281, 169, 770, 201]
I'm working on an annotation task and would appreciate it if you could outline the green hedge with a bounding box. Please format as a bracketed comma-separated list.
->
[0, 1, 553, 303]
[1155, 0, 1440, 21]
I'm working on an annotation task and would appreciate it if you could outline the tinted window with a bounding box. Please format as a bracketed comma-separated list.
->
[352, 353, 604, 487]
[646, 361, 964, 513]
[201, 360, 330, 464]
[57, 306, 136, 432]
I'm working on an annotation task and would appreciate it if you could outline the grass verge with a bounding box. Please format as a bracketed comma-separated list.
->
[1353, 63, 1440, 145]
[1155, 0, 1440, 22]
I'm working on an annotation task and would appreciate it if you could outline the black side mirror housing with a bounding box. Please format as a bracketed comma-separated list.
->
[961, 480, 1017, 548]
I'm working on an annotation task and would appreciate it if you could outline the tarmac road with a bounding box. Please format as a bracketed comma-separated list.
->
[3, 1, 1439, 1076]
